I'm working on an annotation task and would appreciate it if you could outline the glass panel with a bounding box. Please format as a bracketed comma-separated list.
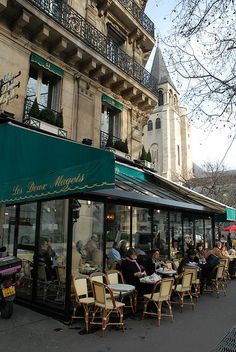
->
[132, 207, 152, 254]
[0, 205, 16, 256]
[205, 218, 213, 249]
[36, 199, 68, 308]
[72, 200, 104, 276]
[169, 211, 182, 259]
[153, 209, 169, 257]
[195, 218, 204, 245]
[105, 204, 130, 269]
[17, 203, 37, 300]
[183, 216, 194, 252]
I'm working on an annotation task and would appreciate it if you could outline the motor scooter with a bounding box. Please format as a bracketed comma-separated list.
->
[0, 247, 22, 319]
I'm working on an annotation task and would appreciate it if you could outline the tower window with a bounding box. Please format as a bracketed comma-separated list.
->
[155, 117, 161, 129]
[147, 120, 153, 131]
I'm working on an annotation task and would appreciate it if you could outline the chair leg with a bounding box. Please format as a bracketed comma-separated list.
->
[142, 300, 148, 320]
[189, 292, 195, 310]
[180, 294, 184, 312]
[102, 310, 107, 337]
[157, 302, 162, 327]
[167, 300, 173, 322]
[83, 305, 90, 333]
[119, 307, 124, 332]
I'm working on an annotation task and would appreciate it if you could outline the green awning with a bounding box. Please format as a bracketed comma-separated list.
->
[31, 53, 64, 77]
[102, 94, 123, 110]
[215, 207, 236, 222]
[0, 121, 115, 205]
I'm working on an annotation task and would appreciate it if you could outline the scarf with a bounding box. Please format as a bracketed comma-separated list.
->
[125, 256, 142, 272]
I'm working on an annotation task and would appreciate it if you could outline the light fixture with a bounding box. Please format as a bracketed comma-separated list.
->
[87, 200, 92, 207]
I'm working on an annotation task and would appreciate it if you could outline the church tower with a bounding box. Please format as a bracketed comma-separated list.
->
[143, 46, 193, 182]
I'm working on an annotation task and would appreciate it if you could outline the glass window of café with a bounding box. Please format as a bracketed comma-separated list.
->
[153, 209, 169, 258]
[132, 207, 152, 254]
[35, 199, 68, 307]
[71, 200, 104, 276]
[205, 218, 213, 249]
[195, 218, 205, 247]
[105, 204, 130, 269]
[0, 205, 17, 256]
[183, 215, 194, 253]
[169, 211, 182, 259]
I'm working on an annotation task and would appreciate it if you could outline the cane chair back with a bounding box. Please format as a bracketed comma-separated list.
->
[142, 278, 174, 326]
[71, 276, 94, 332]
[90, 281, 125, 336]
[184, 266, 201, 299]
[106, 269, 136, 312]
[173, 259, 180, 271]
[219, 258, 231, 282]
[210, 264, 226, 297]
[174, 272, 195, 311]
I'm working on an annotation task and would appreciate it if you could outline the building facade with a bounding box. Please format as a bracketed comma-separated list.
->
[143, 46, 193, 182]
[0, 0, 231, 321]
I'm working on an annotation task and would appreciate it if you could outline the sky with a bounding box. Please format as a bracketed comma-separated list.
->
[145, 0, 236, 170]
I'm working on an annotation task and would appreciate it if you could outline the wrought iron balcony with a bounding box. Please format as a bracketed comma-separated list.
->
[100, 130, 122, 149]
[28, 0, 158, 97]
[117, 0, 154, 38]
[23, 97, 67, 137]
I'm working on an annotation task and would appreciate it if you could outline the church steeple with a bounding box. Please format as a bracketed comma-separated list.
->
[151, 45, 177, 91]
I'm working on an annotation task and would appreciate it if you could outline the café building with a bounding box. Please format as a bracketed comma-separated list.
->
[0, 118, 234, 320]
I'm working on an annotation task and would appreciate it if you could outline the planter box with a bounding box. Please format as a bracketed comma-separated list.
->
[23, 117, 67, 138]
[105, 147, 131, 160]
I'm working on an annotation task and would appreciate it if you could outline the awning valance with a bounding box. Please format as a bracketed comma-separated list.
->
[0, 121, 115, 205]
[31, 53, 64, 77]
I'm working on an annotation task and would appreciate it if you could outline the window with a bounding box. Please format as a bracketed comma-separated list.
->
[101, 104, 121, 138]
[158, 90, 164, 106]
[147, 120, 153, 131]
[26, 65, 60, 110]
[150, 143, 158, 163]
[155, 117, 161, 129]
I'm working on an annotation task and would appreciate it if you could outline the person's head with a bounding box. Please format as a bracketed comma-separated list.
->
[127, 247, 137, 260]
[76, 240, 83, 252]
[196, 242, 203, 251]
[187, 248, 196, 260]
[215, 241, 222, 249]
[119, 240, 127, 251]
[227, 233, 231, 239]
[39, 237, 49, 251]
[152, 249, 160, 261]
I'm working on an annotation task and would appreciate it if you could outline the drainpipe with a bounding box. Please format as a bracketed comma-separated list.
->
[72, 74, 81, 142]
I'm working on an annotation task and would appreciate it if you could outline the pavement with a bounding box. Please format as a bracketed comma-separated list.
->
[0, 280, 236, 352]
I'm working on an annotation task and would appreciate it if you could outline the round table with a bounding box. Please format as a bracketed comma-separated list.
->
[156, 268, 177, 276]
[108, 283, 135, 300]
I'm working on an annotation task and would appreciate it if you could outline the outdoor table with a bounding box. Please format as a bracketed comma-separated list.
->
[156, 268, 177, 276]
[107, 283, 135, 300]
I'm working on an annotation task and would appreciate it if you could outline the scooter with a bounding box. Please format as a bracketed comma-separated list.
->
[0, 247, 22, 319]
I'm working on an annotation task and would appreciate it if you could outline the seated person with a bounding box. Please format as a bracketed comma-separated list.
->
[121, 248, 148, 295]
[38, 237, 56, 280]
[196, 242, 205, 261]
[107, 242, 121, 269]
[85, 234, 102, 267]
[145, 249, 169, 276]
[177, 248, 199, 275]
[118, 240, 128, 258]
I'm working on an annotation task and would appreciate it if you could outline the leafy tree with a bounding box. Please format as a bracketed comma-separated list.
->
[39, 108, 56, 125]
[160, 0, 236, 130]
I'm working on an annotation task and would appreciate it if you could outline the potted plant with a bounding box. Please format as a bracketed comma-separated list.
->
[39, 108, 56, 125]
[28, 98, 40, 119]
[56, 110, 64, 128]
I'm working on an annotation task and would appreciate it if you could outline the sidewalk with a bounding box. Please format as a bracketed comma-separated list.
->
[0, 281, 236, 352]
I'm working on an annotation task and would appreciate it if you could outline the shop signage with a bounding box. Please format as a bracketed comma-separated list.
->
[0, 71, 21, 107]
[31, 53, 64, 77]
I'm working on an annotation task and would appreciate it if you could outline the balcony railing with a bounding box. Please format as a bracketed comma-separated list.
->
[117, 0, 154, 37]
[29, 0, 158, 97]
[100, 130, 122, 149]
[23, 97, 67, 137]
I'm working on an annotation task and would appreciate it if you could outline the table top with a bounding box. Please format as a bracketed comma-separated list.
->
[107, 283, 135, 292]
[156, 268, 177, 275]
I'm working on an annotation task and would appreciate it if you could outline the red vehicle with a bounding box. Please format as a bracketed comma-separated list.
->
[0, 247, 22, 319]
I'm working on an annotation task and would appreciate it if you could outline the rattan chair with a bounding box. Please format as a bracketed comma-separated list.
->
[106, 269, 136, 313]
[173, 272, 195, 311]
[90, 281, 125, 336]
[142, 278, 174, 326]
[205, 264, 226, 297]
[184, 266, 201, 300]
[71, 276, 95, 332]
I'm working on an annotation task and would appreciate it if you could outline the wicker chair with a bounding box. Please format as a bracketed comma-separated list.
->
[71, 276, 94, 332]
[90, 281, 125, 336]
[142, 278, 174, 326]
[173, 272, 195, 311]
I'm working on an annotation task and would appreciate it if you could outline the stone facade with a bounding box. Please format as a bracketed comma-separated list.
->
[0, 0, 157, 160]
[143, 46, 193, 182]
